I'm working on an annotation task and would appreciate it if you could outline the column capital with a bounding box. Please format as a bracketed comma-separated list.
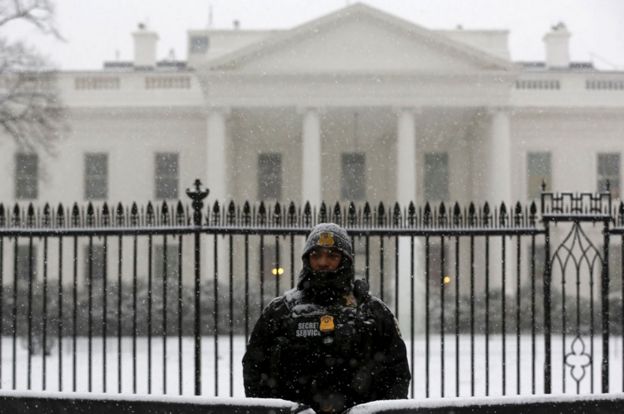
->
[393, 106, 423, 116]
[485, 105, 513, 116]
[296, 106, 326, 116]
[205, 106, 231, 116]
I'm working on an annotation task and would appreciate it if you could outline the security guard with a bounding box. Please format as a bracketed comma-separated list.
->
[243, 223, 411, 413]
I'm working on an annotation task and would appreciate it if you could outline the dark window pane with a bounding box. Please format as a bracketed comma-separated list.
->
[424, 152, 449, 201]
[190, 36, 209, 54]
[527, 152, 551, 199]
[155, 153, 179, 200]
[154, 243, 180, 281]
[258, 153, 282, 200]
[16, 245, 37, 282]
[341, 153, 366, 200]
[83, 244, 105, 280]
[15, 153, 38, 199]
[85, 153, 108, 200]
[598, 153, 620, 198]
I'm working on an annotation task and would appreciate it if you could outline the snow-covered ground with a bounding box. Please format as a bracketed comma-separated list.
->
[0, 334, 622, 398]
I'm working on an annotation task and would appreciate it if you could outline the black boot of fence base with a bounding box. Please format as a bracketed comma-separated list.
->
[186, 179, 209, 396]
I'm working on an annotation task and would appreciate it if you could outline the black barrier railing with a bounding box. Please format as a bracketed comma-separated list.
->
[346, 393, 624, 413]
[0, 180, 624, 399]
[0, 390, 314, 414]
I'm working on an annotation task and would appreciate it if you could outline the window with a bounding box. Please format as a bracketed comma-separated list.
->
[15, 153, 38, 199]
[427, 241, 449, 289]
[341, 153, 366, 200]
[83, 244, 106, 281]
[16, 245, 37, 282]
[154, 243, 180, 281]
[424, 152, 449, 202]
[155, 153, 179, 200]
[527, 152, 551, 199]
[258, 153, 282, 200]
[84, 153, 108, 200]
[262, 243, 284, 279]
[608, 244, 622, 297]
[597, 153, 620, 198]
[189, 36, 209, 54]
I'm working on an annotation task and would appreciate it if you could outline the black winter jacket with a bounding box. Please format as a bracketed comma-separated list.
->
[242, 286, 411, 413]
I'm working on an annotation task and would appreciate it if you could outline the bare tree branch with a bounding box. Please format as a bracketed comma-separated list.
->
[0, 0, 65, 154]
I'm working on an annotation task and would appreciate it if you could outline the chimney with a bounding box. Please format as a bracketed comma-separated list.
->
[543, 22, 570, 69]
[133, 23, 159, 69]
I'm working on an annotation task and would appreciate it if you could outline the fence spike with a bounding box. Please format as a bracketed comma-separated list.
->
[72, 203, 80, 226]
[348, 202, 356, 226]
[226, 200, 235, 225]
[514, 201, 522, 226]
[258, 202, 267, 225]
[42, 203, 51, 227]
[146, 202, 155, 225]
[423, 202, 431, 226]
[319, 202, 327, 223]
[115, 203, 124, 226]
[499, 202, 508, 226]
[483, 202, 490, 226]
[0, 204, 4, 227]
[86, 202, 95, 226]
[212, 201, 221, 225]
[25, 203, 34, 227]
[453, 202, 461, 226]
[12, 203, 20, 226]
[176, 201, 185, 225]
[393, 203, 401, 226]
[333, 202, 342, 225]
[56, 204, 64, 227]
[303, 202, 311, 227]
[468, 202, 476, 225]
[100, 203, 109, 226]
[273, 202, 281, 226]
[619, 202, 624, 225]
[363, 202, 371, 224]
[438, 202, 446, 217]
[130, 202, 138, 226]
[243, 201, 251, 225]
[377, 202, 386, 226]
[408, 202, 416, 226]
[288, 201, 296, 226]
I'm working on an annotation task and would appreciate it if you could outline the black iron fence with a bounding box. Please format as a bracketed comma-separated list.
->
[0, 180, 624, 400]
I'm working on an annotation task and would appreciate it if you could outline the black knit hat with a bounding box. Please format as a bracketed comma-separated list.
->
[302, 223, 353, 262]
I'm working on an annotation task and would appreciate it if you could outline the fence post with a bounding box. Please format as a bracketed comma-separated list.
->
[601, 186, 612, 393]
[541, 184, 552, 394]
[186, 179, 209, 396]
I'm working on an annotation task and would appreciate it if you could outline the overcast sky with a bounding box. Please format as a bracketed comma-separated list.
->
[9, 0, 624, 70]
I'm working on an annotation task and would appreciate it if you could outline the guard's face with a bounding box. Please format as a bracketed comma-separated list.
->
[308, 247, 342, 272]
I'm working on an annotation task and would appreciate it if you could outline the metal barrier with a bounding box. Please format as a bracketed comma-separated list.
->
[0, 180, 624, 399]
[0, 390, 314, 413]
[347, 393, 624, 413]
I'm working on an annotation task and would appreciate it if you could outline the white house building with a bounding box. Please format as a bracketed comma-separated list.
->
[2, 3, 623, 208]
[0, 3, 623, 328]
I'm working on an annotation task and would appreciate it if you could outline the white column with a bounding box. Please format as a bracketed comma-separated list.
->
[301, 108, 322, 206]
[488, 108, 512, 203]
[206, 108, 228, 201]
[488, 108, 513, 294]
[395, 108, 425, 334]
[397, 108, 418, 205]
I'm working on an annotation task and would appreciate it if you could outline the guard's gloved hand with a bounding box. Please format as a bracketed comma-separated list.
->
[353, 279, 370, 303]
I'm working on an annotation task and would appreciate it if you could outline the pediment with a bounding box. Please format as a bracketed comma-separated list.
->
[207, 3, 511, 74]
